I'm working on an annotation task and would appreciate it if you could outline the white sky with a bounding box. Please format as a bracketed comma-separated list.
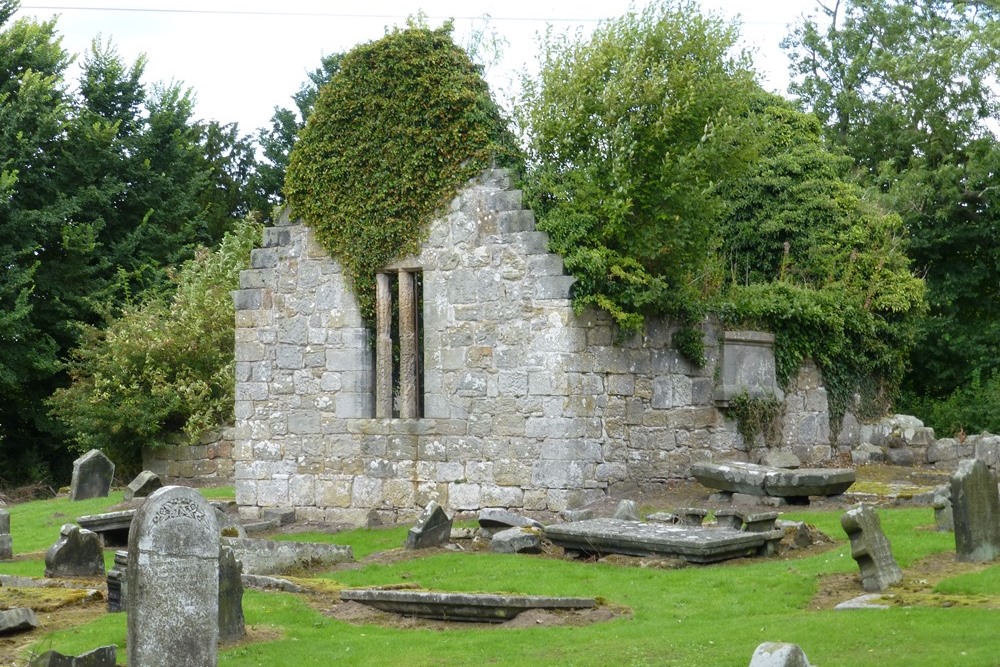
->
[12, 1, 821, 134]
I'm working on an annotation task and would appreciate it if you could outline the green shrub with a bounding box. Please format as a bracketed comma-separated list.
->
[48, 217, 262, 472]
[902, 369, 1000, 437]
[285, 20, 517, 323]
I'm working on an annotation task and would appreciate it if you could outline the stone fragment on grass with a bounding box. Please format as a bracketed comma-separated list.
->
[489, 527, 542, 554]
[404, 501, 452, 550]
[747, 642, 812, 667]
[28, 645, 117, 666]
[45, 524, 105, 578]
[840, 504, 902, 592]
[0, 607, 39, 634]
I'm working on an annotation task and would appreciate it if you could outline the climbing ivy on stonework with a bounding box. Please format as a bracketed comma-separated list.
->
[285, 22, 517, 322]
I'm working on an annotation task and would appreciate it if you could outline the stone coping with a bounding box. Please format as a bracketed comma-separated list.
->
[544, 518, 779, 563]
[339, 589, 595, 623]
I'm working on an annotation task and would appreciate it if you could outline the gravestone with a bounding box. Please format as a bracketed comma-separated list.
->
[218, 546, 245, 643]
[106, 551, 128, 612]
[69, 450, 114, 501]
[0, 607, 39, 634]
[404, 501, 452, 549]
[0, 508, 12, 559]
[840, 504, 902, 592]
[127, 485, 220, 667]
[44, 525, 105, 578]
[932, 485, 953, 532]
[123, 470, 162, 501]
[748, 642, 812, 667]
[28, 646, 117, 667]
[612, 500, 640, 521]
[951, 458, 1000, 562]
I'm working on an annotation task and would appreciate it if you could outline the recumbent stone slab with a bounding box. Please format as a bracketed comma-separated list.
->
[45, 524, 105, 578]
[339, 589, 594, 623]
[840, 504, 902, 592]
[69, 449, 114, 501]
[691, 462, 854, 498]
[127, 485, 220, 667]
[951, 458, 1000, 562]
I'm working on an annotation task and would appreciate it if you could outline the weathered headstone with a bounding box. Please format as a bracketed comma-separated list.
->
[69, 449, 114, 501]
[0, 508, 12, 560]
[28, 645, 117, 667]
[932, 485, 953, 532]
[218, 546, 245, 643]
[44, 524, 105, 578]
[951, 458, 1000, 562]
[612, 499, 641, 521]
[748, 642, 812, 667]
[127, 485, 220, 667]
[0, 607, 39, 634]
[840, 504, 902, 592]
[123, 470, 162, 501]
[404, 501, 452, 549]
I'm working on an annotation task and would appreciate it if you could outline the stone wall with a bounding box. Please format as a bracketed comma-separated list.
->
[231, 169, 836, 524]
[142, 427, 235, 484]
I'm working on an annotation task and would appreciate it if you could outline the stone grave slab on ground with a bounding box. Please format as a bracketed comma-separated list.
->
[544, 518, 780, 563]
[951, 458, 1000, 563]
[69, 450, 114, 501]
[28, 646, 117, 667]
[127, 485, 220, 667]
[220, 537, 352, 575]
[405, 501, 452, 549]
[45, 525, 105, 578]
[339, 589, 595, 622]
[690, 462, 855, 498]
[840, 504, 902, 592]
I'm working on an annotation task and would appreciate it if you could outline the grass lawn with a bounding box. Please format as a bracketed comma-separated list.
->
[2, 493, 997, 666]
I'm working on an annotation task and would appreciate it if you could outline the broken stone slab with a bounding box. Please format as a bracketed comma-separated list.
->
[645, 512, 679, 525]
[262, 508, 296, 526]
[77, 510, 135, 548]
[123, 470, 162, 501]
[339, 589, 595, 623]
[558, 509, 594, 522]
[951, 458, 1000, 562]
[28, 646, 117, 667]
[489, 528, 542, 554]
[405, 501, 453, 550]
[759, 451, 801, 469]
[691, 462, 854, 498]
[742, 512, 780, 533]
[45, 524, 105, 578]
[478, 508, 543, 530]
[612, 500, 641, 521]
[221, 537, 352, 575]
[545, 518, 774, 563]
[841, 504, 902, 592]
[776, 520, 813, 549]
[241, 574, 303, 593]
[835, 593, 891, 610]
[0, 607, 40, 634]
[748, 642, 812, 667]
[242, 519, 279, 536]
[69, 449, 114, 501]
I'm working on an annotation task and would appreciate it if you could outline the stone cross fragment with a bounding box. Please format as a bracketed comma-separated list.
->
[840, 504, 902, 592]
[950, 458, 1000, 562]
[127, 485, 220, 667]
[69, 449, 114, 501]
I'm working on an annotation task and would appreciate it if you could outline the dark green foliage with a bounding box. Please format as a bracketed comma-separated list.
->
[716, 95, 925, 425]
[285, 22, 516, 322]
[519, 1, 758, 336]
[49, 218, 262, 473]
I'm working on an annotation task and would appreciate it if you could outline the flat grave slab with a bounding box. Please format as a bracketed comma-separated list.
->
[77, 510, 135, 548]
[339, 589, 595, 623]
[691, 462, 855, 498]
[544, 518, 778, 563]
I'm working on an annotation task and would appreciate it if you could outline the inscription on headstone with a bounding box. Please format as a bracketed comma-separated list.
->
[127, 486, 219, 667]
[951, 458, 1000, 563]
[840, 504, 902, 592]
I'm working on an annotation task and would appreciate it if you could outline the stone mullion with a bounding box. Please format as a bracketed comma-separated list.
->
[398, 270, 418, 418]
[375, 273, 393, 418]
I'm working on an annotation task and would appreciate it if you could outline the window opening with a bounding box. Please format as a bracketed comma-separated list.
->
[374, 270, 423, 418]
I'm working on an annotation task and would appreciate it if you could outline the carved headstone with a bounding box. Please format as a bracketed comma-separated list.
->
[0, 508, 12, 560]
[69, 449, 114, 501]
[404, 501, 452, 549]
[951, 458, 1000, 563]
[44, 524, 105, 578]
[123, 470, 162, 501]
[28, 645, 117, 666]
[127, 486, 220, 667]
[218, 546, 245, 644]
[840, 504, 902, 592]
